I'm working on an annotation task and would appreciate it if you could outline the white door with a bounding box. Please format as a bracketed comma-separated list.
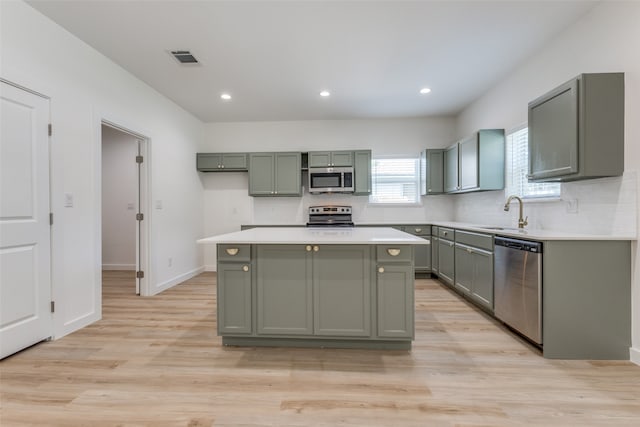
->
[0, 81, 52, 359]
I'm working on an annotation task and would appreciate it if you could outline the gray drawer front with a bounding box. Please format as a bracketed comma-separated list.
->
[376, 245, 412, 263]
[455, 230, 493, 251]
[438, 227, 454, 240]
[403, 225, 431, 236]
[217, 244, 251, 262]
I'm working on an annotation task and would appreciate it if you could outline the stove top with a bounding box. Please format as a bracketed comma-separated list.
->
[307, 205, 354, 227]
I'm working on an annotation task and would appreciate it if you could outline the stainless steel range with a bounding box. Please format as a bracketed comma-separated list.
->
[306, 205, 354, 227]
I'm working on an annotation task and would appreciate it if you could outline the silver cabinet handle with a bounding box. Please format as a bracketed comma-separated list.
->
[242, 265, 249, 272]
[225, 248, 239, 256]
[378, 267, 385, 273]
[305, 245, 312, 252]
[313, 246, 319, 252]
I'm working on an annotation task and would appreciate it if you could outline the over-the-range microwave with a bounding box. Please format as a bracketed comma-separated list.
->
[308, 167, 354, 194]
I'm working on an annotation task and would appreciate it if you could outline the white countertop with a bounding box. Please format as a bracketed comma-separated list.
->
[198, 227, 431, 245]
[431, 222, 636, 241]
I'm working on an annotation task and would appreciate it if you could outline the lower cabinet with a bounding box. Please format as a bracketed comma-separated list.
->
[438, 232, 455, 286]
[454, 243, 494, 311]
[431, 231, 440, 275]
[377, 264, 414, 338]
[217, 262, 252, 335]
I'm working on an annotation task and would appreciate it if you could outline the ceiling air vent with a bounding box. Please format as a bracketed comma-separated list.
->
[170, 50, 199, 64]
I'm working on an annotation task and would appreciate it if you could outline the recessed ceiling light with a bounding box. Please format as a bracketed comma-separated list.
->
[420, 87, 432, 95]
[320, 90, 330, 97]
[220, 93, 231, 100]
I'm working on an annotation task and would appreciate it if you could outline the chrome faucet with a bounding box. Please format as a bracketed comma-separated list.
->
[504, 195, 528, 229]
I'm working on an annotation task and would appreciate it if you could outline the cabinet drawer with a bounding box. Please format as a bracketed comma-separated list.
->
[438, 227, 454, 240]
[217, 244, 251, 262]
[403, 225, 431, 236]
[376, 245, 412, 263]
[455, 230, 493, 251]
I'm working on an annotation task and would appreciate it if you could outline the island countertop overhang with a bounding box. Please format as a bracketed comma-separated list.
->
[197, 227, 430, 245]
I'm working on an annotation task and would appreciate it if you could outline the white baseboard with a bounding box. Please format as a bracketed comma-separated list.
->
[631, 347, 640, 366]
[204, 264, 216, 272]
[151, 266, 206, 295]
[102, 263, 135, 271]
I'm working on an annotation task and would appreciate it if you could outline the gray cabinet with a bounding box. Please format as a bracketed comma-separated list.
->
[437, 228, 455, 286]
[308, 150, 353, 167]
[431, 226, 439, 275]
[443, 145, 459, 193]
[353, 150, 372, 195]
[248, 152, 301, 196]
[256, 245, 313, 335]
[454, 230, 494, 311]
[376, 245, 414, 338]
[313, 245, 371, 337]
[444, 129, 505, 193]
[197, 153, 248, 171]
[402, 225, 431, 274]
[217, 244, 252, 334]
[528, 73, 624, 182]
[420, 149, 444, 195]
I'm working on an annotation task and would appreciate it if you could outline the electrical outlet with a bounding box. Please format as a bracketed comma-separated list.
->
[64, 193, 74, 207]
[566, 199, 578, 214]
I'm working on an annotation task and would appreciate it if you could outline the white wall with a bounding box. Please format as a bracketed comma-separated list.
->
[1, 1, 205, 338]
[201, 118, 457, 269]
[455, 1, 640, 363]
[101, 125, 137, 270]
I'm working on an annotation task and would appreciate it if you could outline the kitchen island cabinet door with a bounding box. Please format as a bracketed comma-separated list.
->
[256, 245, 313, 335]
[312, 245, 371, 337]
[377, 264, 414, 338]
[217, 263, 252, 334]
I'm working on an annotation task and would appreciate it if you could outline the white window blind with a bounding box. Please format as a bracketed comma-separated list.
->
[369, 158, 420, 204]
[505, 126, 560, 199]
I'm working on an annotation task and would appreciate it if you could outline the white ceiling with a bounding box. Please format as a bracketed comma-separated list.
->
[27, 0, 598, 123]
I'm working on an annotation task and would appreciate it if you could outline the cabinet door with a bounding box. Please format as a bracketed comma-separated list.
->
[438, 239, 455, 285]
[313, 245, 371, 337]
[274, 152, 301, 196]
[431, 236, 439, 274]
[377, 264, 414, 338]
[528, 78, 578, 180]
[471, 248, 493, 311]
[221, 153, 247, 170]
[353, 150, 372, 195]
[330, 151, 353, 167]
[426, 150, 444, 194]
[256, 245, 313, 335]
[444, 144, 459, 193]
[413, 239, 431, 272]
[308, 151, 331, 167]
[196, 153, 222, 171]
[459, 135, 479, 190]
[217, 262, 252, 334]
[248, 153, 275, 195]
[454, 244, 473, 295]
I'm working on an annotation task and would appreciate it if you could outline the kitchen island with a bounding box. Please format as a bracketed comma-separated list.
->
[198, 227, 430, 349]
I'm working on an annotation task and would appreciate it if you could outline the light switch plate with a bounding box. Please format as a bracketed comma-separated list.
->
[64, 193, 74, 207]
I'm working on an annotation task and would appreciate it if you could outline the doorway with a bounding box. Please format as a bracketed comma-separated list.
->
[100, 122, 149, 296]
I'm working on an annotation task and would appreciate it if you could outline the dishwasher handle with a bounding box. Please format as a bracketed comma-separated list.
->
[495, 236, 542, 253]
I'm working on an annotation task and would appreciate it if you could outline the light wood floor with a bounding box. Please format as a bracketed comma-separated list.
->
[1, 271, 639, 426]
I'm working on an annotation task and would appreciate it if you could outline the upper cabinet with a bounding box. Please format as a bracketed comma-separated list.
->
[353, 150, 372, 195]
[248, 152, 301, 196]
[308, 151, 353, 167]
[420, 149, 444, 195]
[528, 73, 624, 182]
[196, 153, 248, 172]
[444, 129, 505, 194]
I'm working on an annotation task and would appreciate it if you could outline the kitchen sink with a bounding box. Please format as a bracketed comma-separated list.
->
[477, 226, 525, 232]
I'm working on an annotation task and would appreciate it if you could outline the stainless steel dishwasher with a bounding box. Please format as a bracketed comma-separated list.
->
[494, 237, 542, 345]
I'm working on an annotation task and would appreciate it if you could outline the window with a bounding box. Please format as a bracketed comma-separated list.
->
[505, 126, 560, 199]
[369, 157, 420, 204]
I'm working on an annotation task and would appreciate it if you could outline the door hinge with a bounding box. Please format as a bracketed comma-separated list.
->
[48, 123, 52, 136]
[136, 271, 144, 279]
[49, 213, 53, 225]
[135, 155, 143, 164]
[136, 213, 144, 221]
[50, 301, 55, 313]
